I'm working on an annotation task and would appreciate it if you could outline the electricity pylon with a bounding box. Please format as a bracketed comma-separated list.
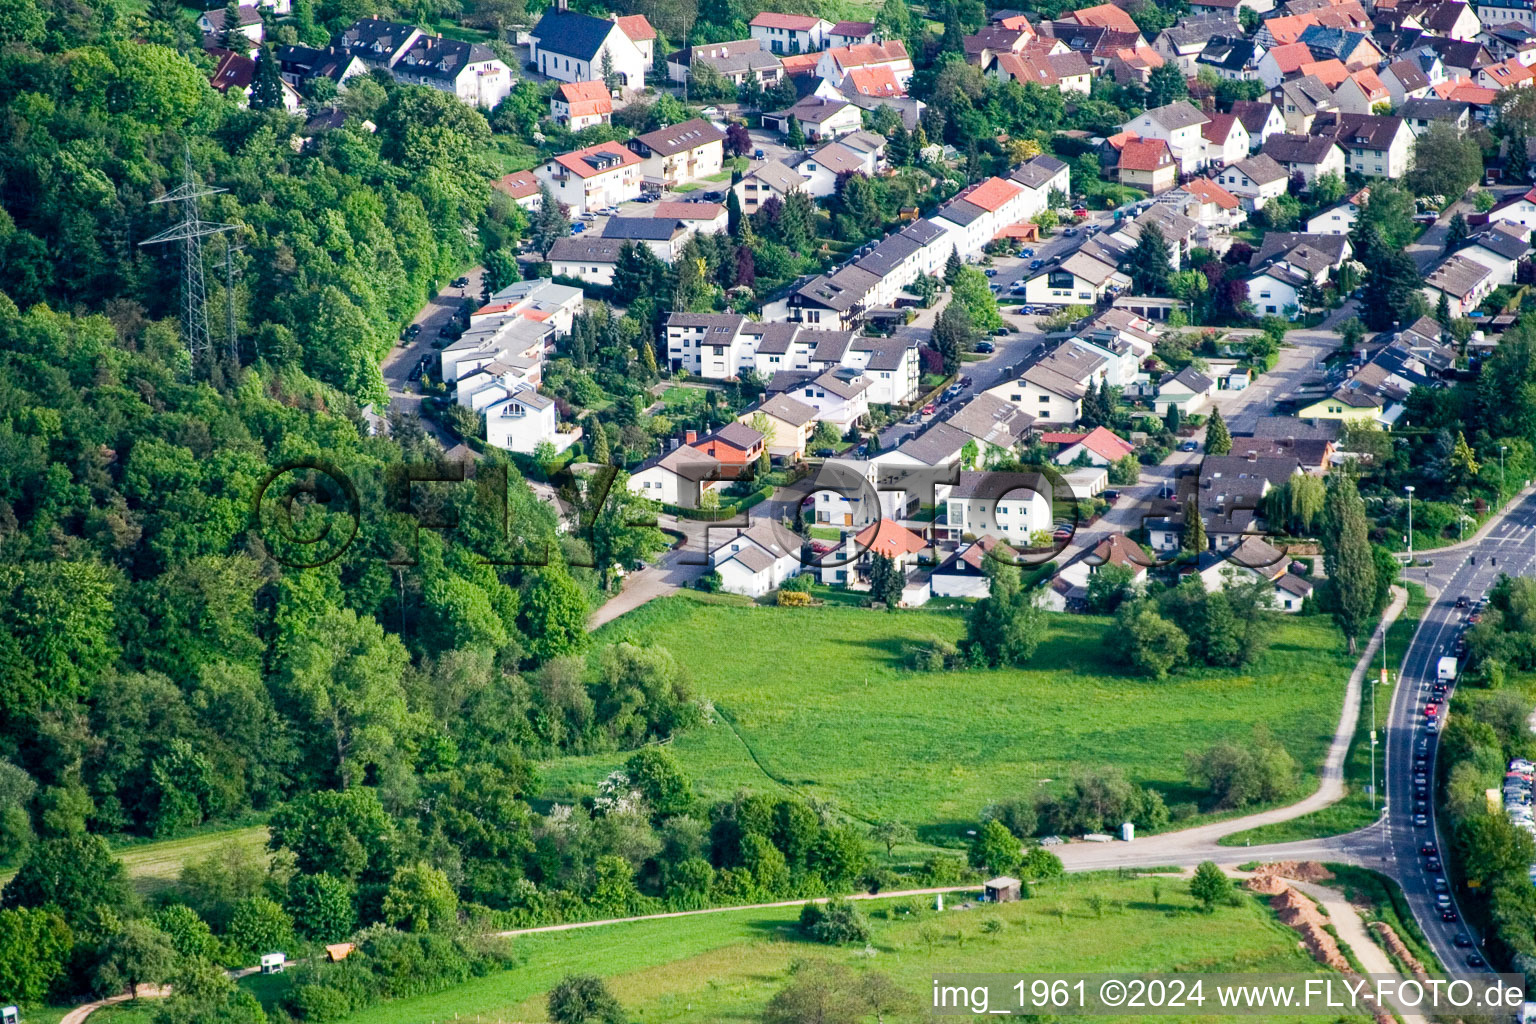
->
[139, 148, 233, 368]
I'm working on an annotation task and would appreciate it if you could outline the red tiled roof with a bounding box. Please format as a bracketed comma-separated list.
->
[845, 65, 905, 96]
[779, 52, 823, 74]
[751, 11, 822, 30]
[1118, 136, 1173, 171]
[1039, 431, 1087, 443]
[558, 80, 613, 118]
[552, 141, 641, 179]
[493, 171, 540, 199]
[827, 40, 909, 68]
[1201, 112, 1240, 144]
[653, 200, 724, 219]
[1266, 41, 1314, 73]
[1070, 2, 1140, 34]
[614, 14, 655, 40]
[854, 518, 927, 557]
[209, 48, 255, 93]
[1183, 176, 1240, 210]
[960, 176, 1023, 213]
[1299, 58, 1348, 87]
[1073, 425, 1135, 462]
[1347, 67, 1387, 98]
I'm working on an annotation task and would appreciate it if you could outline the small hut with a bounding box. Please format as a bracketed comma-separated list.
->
[984, 876, 1022, 903]
[259, 952, 287, 975]
[325, 943, 356, 962]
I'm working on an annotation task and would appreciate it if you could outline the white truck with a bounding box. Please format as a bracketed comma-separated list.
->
[1437, 656, 1459, 682]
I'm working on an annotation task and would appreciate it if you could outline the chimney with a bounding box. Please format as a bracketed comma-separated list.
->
[685, 429, 698, 444]
[1284, 436, 1295, 449]
[1247, 450, 1258, 462]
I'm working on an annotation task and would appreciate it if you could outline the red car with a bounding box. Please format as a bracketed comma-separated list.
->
[921, 403, 937, 415]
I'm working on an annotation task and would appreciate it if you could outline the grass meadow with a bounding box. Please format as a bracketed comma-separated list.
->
[540, 596, 1359, 844]
[307, 873, 1365, 1024]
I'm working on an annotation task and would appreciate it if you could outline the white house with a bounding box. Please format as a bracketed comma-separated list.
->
[551, 80, 612, 130]
[199, 4, 264, 43]
[627, 118, 726, 188]
[732, 159, 806, 214]
[1261, 133, 1346, 184]
[527, 7, 650, 89]
[771, 368, 872, 430]
[480, 384, 576, 455]
[1486, 187, 1536, 234]
[750, 11, 832, 54]
[1050, 425, 1135, 466]
[1312, 111, 1414, 179]
[1305, 186, 1369, 234]
[931, 535, 1018, 598]
[390, 34, 513, 108]
[1421, 252, 1495, 315]
[629, 444, 725, 507]
[942, 471, 1053, 546]
[1018, 250, 1130, 307]
[815, 40, 914, 89]
[535, 141, 643, 215]
[1155, 365, 1216, 415]
[1200, 113, 1252, 169]
[795, 141, 867, 197]
[1456, 226, 1531, 286]
[1212, 154, 1289, 210]
[709, 520, 805, 596]
[1042, 532, 1150, 610]
[1120, 100, 1212, 174]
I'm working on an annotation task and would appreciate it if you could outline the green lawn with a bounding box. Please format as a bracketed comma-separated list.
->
[316, 874, 1366, 1024]
[540, 598, 1357, 844]
[1221, 584, 1428, 846]
[660, 385, 709, 413]
[482, 137, 541, 174]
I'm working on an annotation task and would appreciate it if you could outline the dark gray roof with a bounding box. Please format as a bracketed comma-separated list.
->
[946, 393, 1035, 447]
[854, 232, 921, 277]
[1398, 97, 1470, 122]
[547, 236, 626, 263]
[1197, 36, 1257, 71]
[1165, 365, 1214, 393]
[947, 469, 1049, 500]
[895, 422, 972, 465]
[395, 34, 497, 82]
[337, 18, 419, 61]
[1262, 133, 1341, 166]
[1010, 153, 1069, 190]
[631, 118, 727, 157]
[602, 217, 685, 241]
[1468, 227, 1531, 262]
[1250, 232, 1350, 271]
[1144, 100, 1210, 131]
[1244, 415, 1343, 441]
[936, 198, 988, 227]
[1158, 15, 1240, 48]
[530, 9, 618, 61]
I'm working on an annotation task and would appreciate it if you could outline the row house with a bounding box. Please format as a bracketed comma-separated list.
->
[440, 279, 582, 384]
[815, 40, 914, 90]
[750, 12, 832, 54]
[983, 340, 1111, 424]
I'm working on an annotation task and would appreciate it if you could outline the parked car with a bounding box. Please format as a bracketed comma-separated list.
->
[984, 267, 998, 277]
[1052, 525, 1073, 541]
[959, 376, 973, 386]
[1019, 248, 1035, 257]
[702, 190, 724, 202]
[1063, 227, 1077, 236]
[1102, 489, 1120, 502]
[1029, 258, 1044, 269]
[1179, 440, 1199, 452]
[754, 148, 765, 159]
[813, 447, 836, 457]
[451, 276, 469, 288]
[403, 323, 422, 339]
[700, 106, 719, 117]
[921, 403, 937, 415]
[992, 326, 1009, 336]
[570, 222, 586, 234]
[1019, 305, 1034, 314]
[975, 340, 995, 353]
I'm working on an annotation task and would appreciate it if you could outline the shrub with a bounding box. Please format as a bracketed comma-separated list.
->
[777, 589, 812, 607]
[907, 638, 961, 671]
[798, 898, 871, 945]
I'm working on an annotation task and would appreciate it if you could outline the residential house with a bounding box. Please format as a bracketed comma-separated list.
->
[1197, 36, 1266, 79]
[771, 368, 873, 429]
[1201, 112, 1252, 169]
[1298, 57, 1350, 88]
[1043, 532, 1151, 610]
[546, 236, 626, 286]
[1155, 365, 1217, 415]
[1417, 36, 1495, 78]
[1477, 55, 1536, 87]
[1193, 536, 1291, 591]
[990, 47, 1095, 93]
[1304, 186, 1369, 233]
[810, 458, 902, 530]
[536, 140, 643, 215]
[274, 44, 367, 90]
[492, 171, 543, 211]
[1050, 425, 1136, 466]
[1261, 132, 1347, 182]
[1380, 58, 1434, 104]
[335, 17, 420, 67]
[1019, 246, 1133, 306]
[1232, 99, 1289, 145]
[942, 471, 1053, 546]
[1153, 15, 1244, 72]
[1062, 2, 1144, 35]
[709, 520, 805, 596]
[1333, 66, 1390, 112]
[829, 20, 880, 47]
[1398, 96, 1471, 133]
[667, 39, 783, 87]
[651, 200, 728, 236]
[945, 393, 1037, 454]
[551, 80, 612, 130]
[441, 278, 580, 383]
[526, 7, 650, 89]
[772, 266, 882, 330]
[738, 393, 818, 459]
[816, 40, 914, 90]
[1312, 111, 1414, 177]
[627, 118, 726, 187]
[1257, 40, 1315, 86]
[1191, 0, 1275, 14]
[1213, 153, 1289, 209]
[1456, 225, 1531, 285]
[1159, 177, 1248, 236]
[1296, 24, 1382, 67]
[1273, 73, 1338, 132]
[763, 95, 864, 140]
[732, 159, 805, 213]
[1008, 154, 1074, 217]
[209, 50, 304, 112]
[199, 4, 264, 44]
[600, 217, 690, 261]
[965, 18, 1040, 67]
[1486, 186, 1536, 233]
[821, 518, 928, 586]
[750, 12, 832, 54]
[692, 422, 767, 470]
[984, 342, 1108, 424]
[629, 444, 725, 507]
[931, 536, 1019, 598]
[480, 384, 574, 455]
[389, 34, 513, 107]
[1422, 252, 1497, 314]
[1116, 136, 1179, 193]
[1247, 231, 1351, 315]
[794, 141, 868, 197]
[1120, 100, 1212, 173]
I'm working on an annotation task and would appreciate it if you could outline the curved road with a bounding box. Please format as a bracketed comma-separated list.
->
[1382, 486, 1536, 974]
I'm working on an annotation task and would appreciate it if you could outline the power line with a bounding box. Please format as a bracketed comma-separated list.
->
[138, 146, 234, 368]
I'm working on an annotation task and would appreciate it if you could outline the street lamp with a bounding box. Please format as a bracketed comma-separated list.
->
[1404, 485, 1416, 576]
[1372, 623, 1388, 810]
[1500, 444, 1508, 502]
[1460, 497, 1471, 542]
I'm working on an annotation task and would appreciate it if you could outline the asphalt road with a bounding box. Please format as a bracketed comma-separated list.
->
[1382, 487, 1536, 974]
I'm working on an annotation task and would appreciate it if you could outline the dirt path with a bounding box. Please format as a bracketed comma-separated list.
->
[1056, 586, 1406, 873]
[1287, 879, 1431, 1024]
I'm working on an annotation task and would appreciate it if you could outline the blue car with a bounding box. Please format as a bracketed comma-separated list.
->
[1019, 248, 1035, 257]
[1029, 258, 1044, 269]
[570, 222, 585, 234]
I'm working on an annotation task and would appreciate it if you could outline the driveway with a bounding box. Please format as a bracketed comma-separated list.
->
[383, 267, 486, 444]
[588, 514, 711, 629]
